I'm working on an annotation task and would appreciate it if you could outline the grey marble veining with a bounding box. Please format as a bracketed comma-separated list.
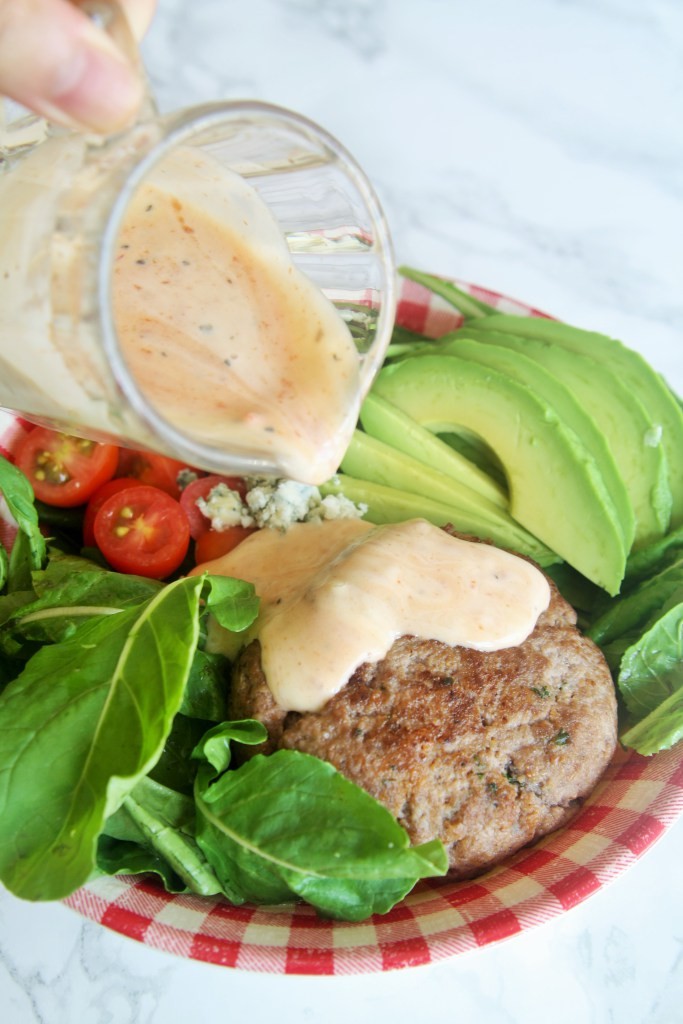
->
[2, 1, 683, 1020]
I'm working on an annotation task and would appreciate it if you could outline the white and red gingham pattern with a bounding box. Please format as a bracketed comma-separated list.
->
[4, 279, 683, 973]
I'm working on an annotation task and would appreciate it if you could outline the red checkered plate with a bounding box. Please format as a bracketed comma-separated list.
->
[2, 278, 682, 974]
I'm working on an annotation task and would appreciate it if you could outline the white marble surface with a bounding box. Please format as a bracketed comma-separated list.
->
[3, 0, 683, 1020]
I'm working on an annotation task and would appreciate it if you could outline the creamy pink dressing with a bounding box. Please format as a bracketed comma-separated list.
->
[112, 150, 361, 483]
[200, 518, 551, 713]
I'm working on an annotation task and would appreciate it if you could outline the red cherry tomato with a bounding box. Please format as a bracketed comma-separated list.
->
[179, 475, 247, 539]
[15, 428, 119, 507]
[194, 525, 256, 565]
[82, 477, 142, 548]
[94, 485, 190, 579]
[116, 449, 197, 499]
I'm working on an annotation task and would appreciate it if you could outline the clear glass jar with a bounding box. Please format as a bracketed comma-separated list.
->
[0, 20, 395, 483]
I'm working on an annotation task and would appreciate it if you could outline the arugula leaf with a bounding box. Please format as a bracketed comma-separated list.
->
[292, 873, 421, 920]
[0, 552, 161, 653]
[204, 574, 260, 632]
[179, 649, 229, 722]
[98, 724, 266, 897]
[0, 574, 204, 900]
[0, 455, 46, 577]
[148, 714, 214, 794]
[588, 559, 683, 656]
[193, 718, 268, 776]
[32, 551, 162, 603]
[620, 686, 683, 755]
[193, 748, 448, 920]
[102, 776, 222, 896]
[618, 603, 683, 719]
[624, 523, 683, 586]
[0, 543, 7, 592]
[7, 529, 39, 594]
[96, 834, 189, 893]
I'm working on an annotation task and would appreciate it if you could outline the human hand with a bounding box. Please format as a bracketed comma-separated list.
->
[0, 0, 157, 133]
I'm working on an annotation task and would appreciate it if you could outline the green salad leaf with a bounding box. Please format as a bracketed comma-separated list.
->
[101, 775, 222, 896]
[0, 455, 46, 582]
[0, 552, 162, 655]
[179, 649, 230, 722]
[193, 747, 448, 920]
[625, 523, 683, 586]
[96, 834, 190, 893]
[193, 718, 268, 776]
[203, 574, 260, 632]
[148, 713, 214, 794]
[620, 687, 683, 755]
[618, 603, 683, 719]
[0, 575, 205, 900]
[99, 721, 266, 898]
[588, 560, 683, 659]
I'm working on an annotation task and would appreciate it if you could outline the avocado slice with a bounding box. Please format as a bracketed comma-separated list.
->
[456, 327, 670, 549]
[340, 430, 550, 558]
[468, 314, 683, 527]
[429, 333, 635, 552]
[373, 354, 627, 593]
[438, 429, 508, 489]
[321, 473, 558, 566]
[359, 392, 507, 508]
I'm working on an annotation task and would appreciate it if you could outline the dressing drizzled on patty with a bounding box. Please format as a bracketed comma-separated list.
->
[198, 518, 551, 712]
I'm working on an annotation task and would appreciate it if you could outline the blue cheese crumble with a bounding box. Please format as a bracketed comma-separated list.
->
[196, 477, 366, 532]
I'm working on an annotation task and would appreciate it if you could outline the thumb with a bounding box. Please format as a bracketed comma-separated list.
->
[0, 0, 145, 133]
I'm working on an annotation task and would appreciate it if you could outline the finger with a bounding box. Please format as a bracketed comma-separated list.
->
[118, 0, 157, 40]
[0, 0, 143, 133]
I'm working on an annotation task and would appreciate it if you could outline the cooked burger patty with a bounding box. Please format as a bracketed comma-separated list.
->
[228, 576, 617, 880]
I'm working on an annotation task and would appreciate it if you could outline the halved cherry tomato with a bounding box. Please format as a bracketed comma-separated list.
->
[179, 474, 248, 539]
[116, 449, 198, 499]
[15, 428, 119, 507]
[94, 485, 190, 578]
[194, 525, 256, 565]
[82, 476, 142, 548]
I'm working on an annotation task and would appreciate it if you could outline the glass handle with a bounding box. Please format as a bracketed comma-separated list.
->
[70, 0, 158, 122]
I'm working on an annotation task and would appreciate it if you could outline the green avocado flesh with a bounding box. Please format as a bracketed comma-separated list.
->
[321, 473, 557, 567]
[373, 354, 627, 594]
[340, 430, 552, 561]
[467, 314, 682, 532]
[457, 326, 671, 550]
[358, 392, 507, 508]
[430, 333, 635, 552]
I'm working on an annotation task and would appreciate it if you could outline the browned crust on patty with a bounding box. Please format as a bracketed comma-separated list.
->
[228, 575, 617, 880]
